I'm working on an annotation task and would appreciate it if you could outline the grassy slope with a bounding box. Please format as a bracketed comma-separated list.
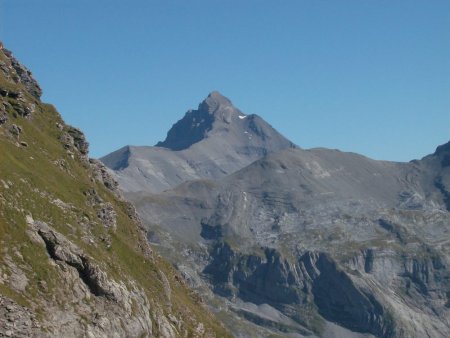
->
[0, 50, 230, 337]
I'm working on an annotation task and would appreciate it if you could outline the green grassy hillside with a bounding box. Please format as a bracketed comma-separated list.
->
[0, 45, 230, 337]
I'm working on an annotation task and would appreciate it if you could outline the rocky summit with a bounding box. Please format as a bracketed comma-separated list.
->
[104, 95, 450, 337]
[0, 45, 230, 337]
[101, 91, 296, 193]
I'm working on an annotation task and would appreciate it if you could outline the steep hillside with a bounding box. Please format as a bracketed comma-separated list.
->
[126, 145, 450, 336]
[102, 91, 296, 193]
[0, 45, 230, 337]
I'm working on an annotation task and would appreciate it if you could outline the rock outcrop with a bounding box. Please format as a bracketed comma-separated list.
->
[89, 158, 120, 193]
[117, 122, 450, 336]
[2, 48, 42, 99]
[0, 43, 230, 338]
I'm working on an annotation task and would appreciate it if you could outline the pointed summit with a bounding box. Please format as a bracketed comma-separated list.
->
[200, 91, 233, 113]
[433, 140, 450, 167]
[103, 91, 296, 192]
[434, 140, 450, 156]
[156, 91, 242, 151]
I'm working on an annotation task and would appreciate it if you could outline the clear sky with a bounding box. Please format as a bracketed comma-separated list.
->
[1, 0, 449, 161]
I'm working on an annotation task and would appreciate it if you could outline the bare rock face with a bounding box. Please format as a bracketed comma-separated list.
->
[155, 92, 219, 151]
[7, 220, 156, 338]
[89, 158, 120, 193]
[155, 91, 249, 151]
[0, 296, 37, 338]
[96, 202, 117, 231]
[59, 126, 90, 163]
[34, 221, 119, 299]
[434, 140, 450, 162]
[0, 112, 7, 125]
[203, 239, 450, 337]
[121, 123, 450, 336]
[67, 126, 89, 156]
[2, 48, 42, 99]
[102, 91, 296, 193]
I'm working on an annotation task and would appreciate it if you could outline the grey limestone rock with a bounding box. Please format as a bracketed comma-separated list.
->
[60, 125, 90, 161]
[34, 220, 118, 299]
[67, 126, 89, 156]
[0, 296, 37, 338]
[122, 133, 450, 336]
[89, 158, 120, 193]
[2, 49, 42, 99]
[101, 91, 296, 193]
[0, 112, 7, 125]
[8, 124, 21, 137]
[96, 202, 117, 231]
[27, 220, 158, 337]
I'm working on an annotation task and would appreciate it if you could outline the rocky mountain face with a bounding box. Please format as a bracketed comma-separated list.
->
[101, 91, 296, 193]
[104, 94, 450, 336]
[0, 45, 230, 338]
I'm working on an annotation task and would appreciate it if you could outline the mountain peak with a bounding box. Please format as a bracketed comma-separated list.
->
[153, 91, 295, 154]
[207, 90, 231, 103]
[434, 140, 450, 167]
[200, 91, 232, 112]
[156, 92, 242, 151]
[434, 140, 450, 155]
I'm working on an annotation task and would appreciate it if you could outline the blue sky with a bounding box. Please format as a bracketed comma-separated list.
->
[1, 0, 449, 161]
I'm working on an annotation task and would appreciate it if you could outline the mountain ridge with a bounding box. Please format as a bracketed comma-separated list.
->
[127, 143, 450, 337]
[103, 89, 450, 337]
[101, 92, 296, 193]
[155, 91, 240, 151]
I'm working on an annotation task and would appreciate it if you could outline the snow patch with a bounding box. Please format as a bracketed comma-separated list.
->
[238, 115, 246, 119]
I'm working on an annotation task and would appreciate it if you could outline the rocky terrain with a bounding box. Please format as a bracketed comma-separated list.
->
[0, 45, 230, 337]
[101, 91, 296, 193]
[104, 94, 450, 337]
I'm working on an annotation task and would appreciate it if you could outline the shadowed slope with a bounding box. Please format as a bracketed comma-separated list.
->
[101, 91, 296, 193]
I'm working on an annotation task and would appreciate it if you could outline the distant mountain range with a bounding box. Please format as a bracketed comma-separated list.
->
[103, 93, 450, 337]
[101, 91, 295, 193]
